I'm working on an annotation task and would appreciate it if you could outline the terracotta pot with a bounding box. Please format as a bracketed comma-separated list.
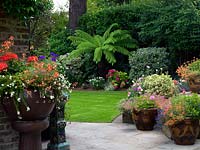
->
[2, 90, 55, 121]
[122, 111, 133, 124]
[169, 119, 199, 145]
[132, 108, 157, 131]
[187, 74, 200, 93]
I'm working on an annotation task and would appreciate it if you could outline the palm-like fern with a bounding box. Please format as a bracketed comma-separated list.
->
[68, 23, 138, 65]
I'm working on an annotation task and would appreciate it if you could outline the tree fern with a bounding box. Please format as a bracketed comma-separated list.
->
[68, 23, 138, 65]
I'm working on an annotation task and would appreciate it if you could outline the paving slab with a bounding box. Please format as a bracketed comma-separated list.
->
[65, 122, 200, 150]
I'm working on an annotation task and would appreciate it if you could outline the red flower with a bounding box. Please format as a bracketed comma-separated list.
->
[27, 56, 38, 62]
[0, 52, 18, 61]
[0, 62, 8, 72]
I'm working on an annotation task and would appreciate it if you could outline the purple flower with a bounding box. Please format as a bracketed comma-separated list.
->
[38, 55, 46, 60]
[51, 57, 57, 62]
[50, 52, 59, 57]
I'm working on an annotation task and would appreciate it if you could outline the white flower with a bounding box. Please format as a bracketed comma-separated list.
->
[17, 98, 21, 102]
[26, 107, 30, 111]
[10, 91, 15, 97]
[1, 84, 4, 86]
[9, 76, 12, 80]
[50, 95, 55, 99]
[17, 111, 20, 115]
[146, 65, 150, 69]
[5, 92, 7, 95]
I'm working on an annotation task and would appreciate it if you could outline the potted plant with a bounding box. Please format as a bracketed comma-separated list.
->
[176, 58, 200, 93]
[118, 98, 134, 123]
[164, 93, 200, 145]
[0, 36, 71, 150]
[132, 94, 158, 130]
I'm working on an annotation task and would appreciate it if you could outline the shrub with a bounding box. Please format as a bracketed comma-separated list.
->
[88, 77, 105, 90]
[106, 69, 128, 90]
[142, 74, 176, 98]
[129, 47, 169, 80]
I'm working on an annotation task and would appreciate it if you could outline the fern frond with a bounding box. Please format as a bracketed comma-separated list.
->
[68, 36, 88, 46]
[94, 35, 104, 46]
[114, 46, 130, 55]
[103, 50, 116, 65]
[93, 47, 103, 63]
[103, 23, 119, 40]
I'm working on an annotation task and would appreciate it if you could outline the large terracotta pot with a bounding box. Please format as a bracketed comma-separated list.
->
[2, 90, 55, 121]
[132, 108, 157, 131]
[187, 74, 200, 93]
[169, 119, 199, 145]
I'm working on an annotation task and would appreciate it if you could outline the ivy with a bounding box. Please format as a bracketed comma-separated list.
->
[1, 0, 53, 19]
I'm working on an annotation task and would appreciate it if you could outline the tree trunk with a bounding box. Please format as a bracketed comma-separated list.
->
[69, 0, 87, 31]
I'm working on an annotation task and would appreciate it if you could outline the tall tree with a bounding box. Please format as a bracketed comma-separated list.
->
[69, 0, 87, 31]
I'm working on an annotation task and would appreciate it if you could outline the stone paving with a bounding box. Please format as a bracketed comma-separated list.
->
[43, 116, 200, 150]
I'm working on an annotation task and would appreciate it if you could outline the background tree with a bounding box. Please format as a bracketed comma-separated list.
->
[69, 0, 87, 31]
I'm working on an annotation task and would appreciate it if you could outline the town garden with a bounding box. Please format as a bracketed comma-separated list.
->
[1, 0, 200, 150]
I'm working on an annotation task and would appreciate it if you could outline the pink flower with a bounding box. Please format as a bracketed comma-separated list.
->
[116, 77, 120, 81]
[150, 95, 155, 100]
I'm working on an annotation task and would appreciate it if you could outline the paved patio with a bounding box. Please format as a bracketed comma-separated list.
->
[43, 116, 200, 150]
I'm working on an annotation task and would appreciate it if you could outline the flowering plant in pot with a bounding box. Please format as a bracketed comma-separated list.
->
[176, 58, 200, 93]
[132, 94, 158, 131]
[0, 36, 71, 120]
[118, 98, 134, 123]
[164, 93, 200, 145]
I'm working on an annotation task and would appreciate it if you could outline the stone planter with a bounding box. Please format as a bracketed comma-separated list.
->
[132, 108, 157, 131]
[122, 111, 133, 124]
[169, 119, 199, 145]
[1, 90, 55, 150]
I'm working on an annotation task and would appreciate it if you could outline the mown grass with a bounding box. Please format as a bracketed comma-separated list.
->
[65, 90, 127, 123]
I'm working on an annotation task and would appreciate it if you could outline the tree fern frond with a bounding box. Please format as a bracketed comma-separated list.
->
[103, 50, 116, 65]
[93, 47, 103, 63]
[114, 46, 130, 55]
[77, 41, 96, 50]
[94, 35, 104, 46]
[103, 23, 119, 40]
[68, 36, 88, 46]
[75, 30, 95, 44]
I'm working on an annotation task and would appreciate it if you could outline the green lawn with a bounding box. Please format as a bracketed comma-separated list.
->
[66, 90, 127, 123]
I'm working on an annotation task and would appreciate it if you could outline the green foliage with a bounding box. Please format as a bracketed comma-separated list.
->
[48, 11, 73, 55]
[188, 59, 200, 74]
[106, 69, 128, 90]
[88, 77, 105, 90]
[133, 95, 156, 109]
[79, 1, 200, 75]
[143, 74, 176, 98]
[1, 0, 53, 19]
[165, 93, 200, 126]
[129, 47, 169, 80]
[118, 98, 134, 112]
[59, 54, 97, 85]
[68, 23, 137, 65]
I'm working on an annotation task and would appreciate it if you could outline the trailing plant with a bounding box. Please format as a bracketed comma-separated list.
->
[129, 47, 169, 80]
[165, 93, 200, 126]
[118, 98, 134, 113]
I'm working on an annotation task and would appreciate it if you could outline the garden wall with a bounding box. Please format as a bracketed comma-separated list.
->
[0, 8, 29, 150]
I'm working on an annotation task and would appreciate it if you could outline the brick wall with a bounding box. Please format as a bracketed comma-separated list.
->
[0, 7, 30, 150]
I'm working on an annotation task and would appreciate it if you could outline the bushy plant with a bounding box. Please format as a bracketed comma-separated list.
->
[133, 94, 157, 110]
[143, 74, 176, 98]
[88, 77, 105, 90]
[129, 47, 169, 80]
[118, 98, 134, 113]
[165, 93, 200, 126]
[106, 69, 128, 90]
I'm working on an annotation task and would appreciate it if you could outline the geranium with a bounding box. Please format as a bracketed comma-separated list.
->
[0, 36, 71, 119]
